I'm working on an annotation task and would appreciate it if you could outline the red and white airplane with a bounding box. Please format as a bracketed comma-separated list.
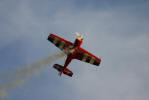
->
[48, 32, 101, 77]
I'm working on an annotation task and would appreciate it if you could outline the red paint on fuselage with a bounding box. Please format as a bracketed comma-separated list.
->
[62, 38, 83, 72]
[74, 39, 83, 47]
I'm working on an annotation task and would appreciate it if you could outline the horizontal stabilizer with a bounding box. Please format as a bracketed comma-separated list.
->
[53, 64, 73, 77]
[53, 64, 64, 72]
[63, 68, 73, 77]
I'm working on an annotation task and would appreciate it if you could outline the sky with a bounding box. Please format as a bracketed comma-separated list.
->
[0, 0, 149, 100]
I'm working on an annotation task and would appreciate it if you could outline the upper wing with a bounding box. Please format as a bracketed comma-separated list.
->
[48, 33, 73, 52]
[76, 47, 102, 66]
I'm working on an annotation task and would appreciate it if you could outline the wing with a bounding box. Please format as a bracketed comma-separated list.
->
[76, 47, 102, 66]
[48, 33, 73, 52]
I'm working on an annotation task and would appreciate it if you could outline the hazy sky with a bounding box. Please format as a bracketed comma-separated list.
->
[0, 0, 149, 100]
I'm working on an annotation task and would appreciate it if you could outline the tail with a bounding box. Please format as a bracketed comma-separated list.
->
[53, 64, 73, 77]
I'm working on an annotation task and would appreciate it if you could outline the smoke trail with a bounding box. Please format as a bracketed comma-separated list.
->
[0, 52, 66, 99]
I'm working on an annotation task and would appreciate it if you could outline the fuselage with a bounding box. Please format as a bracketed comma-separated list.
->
[63, 37, 83, 69]
[72, 38, 83, 56]
[74, 38, 83, 47]
[64, 37, 83, 56]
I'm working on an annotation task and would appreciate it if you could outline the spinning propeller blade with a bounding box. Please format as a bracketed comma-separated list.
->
[75, 32, 81, 37]
[75, 32, 84, 40]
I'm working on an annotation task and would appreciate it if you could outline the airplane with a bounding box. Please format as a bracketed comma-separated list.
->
[47, 32, 102, 77]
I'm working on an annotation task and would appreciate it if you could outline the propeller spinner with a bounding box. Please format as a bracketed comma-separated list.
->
[75, 32, 83, 40]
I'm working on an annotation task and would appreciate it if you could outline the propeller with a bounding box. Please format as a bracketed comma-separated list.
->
[75, 32, 81, 37]
[75, 32, 83, 40]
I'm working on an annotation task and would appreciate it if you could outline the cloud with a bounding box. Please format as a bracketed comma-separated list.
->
[0, 0, 149, 100]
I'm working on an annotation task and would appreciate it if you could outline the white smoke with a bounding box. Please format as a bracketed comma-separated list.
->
[0, 52, 66, 99]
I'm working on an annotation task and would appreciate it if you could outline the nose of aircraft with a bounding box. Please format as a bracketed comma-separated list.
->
[75, 32, 83, 40]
